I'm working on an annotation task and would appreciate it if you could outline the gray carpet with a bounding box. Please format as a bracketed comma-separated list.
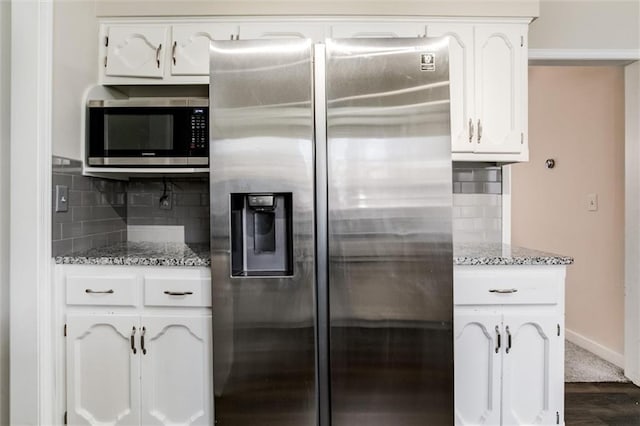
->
[565, 340, 629, 383]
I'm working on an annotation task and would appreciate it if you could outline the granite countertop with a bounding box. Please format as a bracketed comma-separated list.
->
[54, 242, 211, 267]
[54, 241, 572, 268]
[454, 243, 574, 266]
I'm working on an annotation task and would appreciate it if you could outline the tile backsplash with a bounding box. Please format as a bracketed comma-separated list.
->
[127, 177, 209, 244]
[452, 164, 503, 244]
[53, 156, 502, 255]
[52, 157, 127, 256]
[52, 156, 210, 257]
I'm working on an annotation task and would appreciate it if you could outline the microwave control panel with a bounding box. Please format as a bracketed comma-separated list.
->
[190, 108, 208, 154]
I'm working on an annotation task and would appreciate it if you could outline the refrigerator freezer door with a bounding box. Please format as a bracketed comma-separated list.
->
[209, 39, 316, 426]
[326, 38, 454, 425]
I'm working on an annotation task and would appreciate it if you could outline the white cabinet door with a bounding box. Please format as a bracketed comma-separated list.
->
[66, 315, 140, 425]
[105, 26, 169, 78]
[171, 24, 239, 76]
[140, 315, 213, 426]
[239, 22, 326, 42]
[474, 24, 525, 154]
[454, 309, 502, 426]
[329, 22, 426, 38]
[501, 312, 562, 425]
[426, 23, 475, 153]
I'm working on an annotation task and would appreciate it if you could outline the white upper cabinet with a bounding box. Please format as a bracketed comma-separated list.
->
[329, 22, 427, 38]
[427, 21, 529, 161]
[474, 24, 526, 155]
[98, 18, 530, 161]
[171, 23, 239, 76]
[426, 23, 475, 154]
[105, 26, 169, 79]
[140, 316, 213, 426]
[239, 22, 326, 42]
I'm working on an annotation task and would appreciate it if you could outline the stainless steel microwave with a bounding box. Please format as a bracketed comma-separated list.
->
[87, 98, 209, 167]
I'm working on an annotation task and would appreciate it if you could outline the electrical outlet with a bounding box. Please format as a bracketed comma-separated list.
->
[159, 192, 172, 210]
[587, 193, 598, 212]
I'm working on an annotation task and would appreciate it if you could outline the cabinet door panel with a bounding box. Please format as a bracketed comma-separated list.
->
[172, 24, 239, 76]
[140, 315, 213, 426]
[329, 22, 426, 38]
[474, 24, 524, 154]
[66, 315, 140, 425]
[105, 26, 168, 78]
[502, 312, 561, 425]
[239, 22, 326, 42]
[454, 309, 502, 425]
[426, 23, 475, 153]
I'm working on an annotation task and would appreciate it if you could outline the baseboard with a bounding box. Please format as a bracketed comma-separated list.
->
[625, 370, 640, 387]
[566, 328, 625, 368]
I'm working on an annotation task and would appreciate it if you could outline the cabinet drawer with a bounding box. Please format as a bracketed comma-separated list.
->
[66, 275, 138, 306]
[144, 277, 211, 307]
[455, 267, 561, 306]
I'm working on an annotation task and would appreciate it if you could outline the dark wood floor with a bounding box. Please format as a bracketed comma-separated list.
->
[566, 383, 640, 425]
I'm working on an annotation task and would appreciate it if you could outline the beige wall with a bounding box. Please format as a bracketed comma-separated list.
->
[512, 66, 625, 355]
[530, 0, 640, 50]
[0, 1, 9, 424]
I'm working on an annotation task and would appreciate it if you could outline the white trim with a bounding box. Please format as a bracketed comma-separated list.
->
[501, 165, 511, 244]
[624, 61, 640, 386]
[9, 0, 54, 424]
[529, 49, 640, 61]
[566, 328, 625, 369]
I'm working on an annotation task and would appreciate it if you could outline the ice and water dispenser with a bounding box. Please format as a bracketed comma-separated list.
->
[230, 193, 293, 277]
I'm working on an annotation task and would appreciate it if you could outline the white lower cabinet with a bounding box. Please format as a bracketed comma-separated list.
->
[66, 314, 212, 426]
[61, 265, 213, 426]
[141, 316, 213, 425]
[66, 315, 141, 425]
[454, 310, 502, 425]
[454, 265, 566, 426]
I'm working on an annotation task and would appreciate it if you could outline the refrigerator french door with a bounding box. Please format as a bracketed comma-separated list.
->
[210, 37, 453, 426]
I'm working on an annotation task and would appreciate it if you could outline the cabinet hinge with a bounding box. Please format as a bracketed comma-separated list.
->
[556, 411, 560, 424]
[521, 132, 524, 144]
[557, 324, 561, 336]
[521, 35, 524, 47]
[64, 411, 67, 425]
[64, 323, 67, 337]
[104, 56, 107, 68]
[105, 36, 109, 47]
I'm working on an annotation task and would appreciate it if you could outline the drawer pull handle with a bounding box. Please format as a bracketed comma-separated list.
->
[172, 41, 177, 65]
[156, 43, 162, 68]
[131, 326, 137, 355]
[506, 326, 512, 354]
[85, 289, 114, 294]
[141, 326, 147, 355]
[164, 291, 193, 296]
[495, 325, 501, 353]
[489, 288, 518, 294]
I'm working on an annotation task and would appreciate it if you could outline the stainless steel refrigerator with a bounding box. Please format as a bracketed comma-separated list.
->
[209, 37, 453, 426]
